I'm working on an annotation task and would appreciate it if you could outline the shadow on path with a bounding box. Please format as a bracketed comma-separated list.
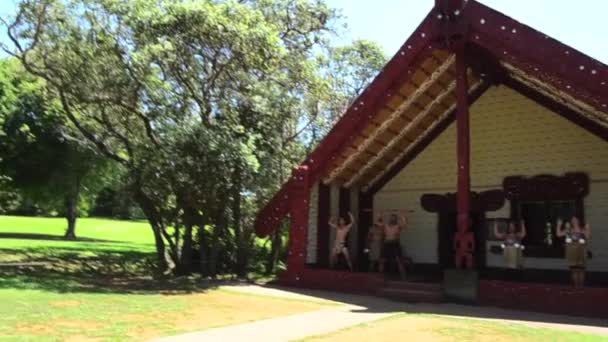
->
[255, 284, 608, 331]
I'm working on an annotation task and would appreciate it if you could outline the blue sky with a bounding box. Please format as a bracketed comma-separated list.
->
[1, 0, 606, 64]
[326, 0, 608, 64]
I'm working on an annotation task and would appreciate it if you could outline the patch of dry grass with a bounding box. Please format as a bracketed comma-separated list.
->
[300, 314, 606, 342]
[2, 289, 335, 341]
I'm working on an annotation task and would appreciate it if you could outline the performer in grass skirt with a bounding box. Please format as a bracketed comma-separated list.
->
[557, 217, 591, 287]
[494, 220, 527, 269]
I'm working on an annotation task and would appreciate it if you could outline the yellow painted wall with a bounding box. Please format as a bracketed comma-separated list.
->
[375, 85, 608, 271]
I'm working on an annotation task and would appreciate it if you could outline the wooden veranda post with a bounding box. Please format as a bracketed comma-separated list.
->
[287, 165, 311, 276]
[454, 45, 474, 269]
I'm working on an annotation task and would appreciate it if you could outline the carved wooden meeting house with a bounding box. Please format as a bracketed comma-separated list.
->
[255, 0, 608, 318]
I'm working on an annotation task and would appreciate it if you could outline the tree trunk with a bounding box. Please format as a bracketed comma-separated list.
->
[199, 223, 209, 277]
[151, 225, 168, 272]
[176, 207, 195, 276]
[64, 195, 77, 240]
[209, 206, 228, 278]
[265, 228, 282, 274]
[133, 188, 169, 272]
[232, 165, 247, 278]
[63, 179, 80, 240]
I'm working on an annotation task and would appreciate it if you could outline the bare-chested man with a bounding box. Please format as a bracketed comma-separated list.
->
[329, 212, 354, 271]
[366, 213, 385, 272]
[379, 211, 407, 279]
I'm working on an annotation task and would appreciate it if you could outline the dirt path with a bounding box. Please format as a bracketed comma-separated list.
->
[151, 285, 608, 342]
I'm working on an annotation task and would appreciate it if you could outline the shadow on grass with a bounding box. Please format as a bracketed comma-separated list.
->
[0, 232, 127, 243]
[0, 245, 216, 295]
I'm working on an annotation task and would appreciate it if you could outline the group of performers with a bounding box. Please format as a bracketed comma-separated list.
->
[328, 211, 408, 279]
[494, 216, 592, 287]
[330, 211, 592, 287]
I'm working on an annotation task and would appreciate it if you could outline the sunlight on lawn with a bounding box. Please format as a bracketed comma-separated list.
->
[0, 215, 335, 341]
[0, 215, 154, 246]
[300, 314, 607, 342]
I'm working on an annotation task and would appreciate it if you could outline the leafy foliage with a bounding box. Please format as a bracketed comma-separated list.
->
[3, 0, 386, 276]
[0, 58, 112, 237]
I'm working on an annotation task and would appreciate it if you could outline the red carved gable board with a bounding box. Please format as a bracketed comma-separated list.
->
[255, 0, 608, 237]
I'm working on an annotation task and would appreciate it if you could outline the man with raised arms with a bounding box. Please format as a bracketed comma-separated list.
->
[329, 212, 354, 271]
[379, 211, 408, 279]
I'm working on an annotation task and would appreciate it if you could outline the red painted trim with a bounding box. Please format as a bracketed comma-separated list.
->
[255, 180, 292, 237]
[278, 268, 385, 294]
[357, 192, 373, 270]
[455, 46, 471, 236]
[255, 16, 439, 237]
[467, 1, 608, 114]
[256, 0, 608, 237]
[286, 166, 310, 271]
[304, 13, 440, 184]
[502, 77, 608, 142]
[367, 81, 491, 195]
[479, 280, 608, 319]
[435, 0, 465, 12]
[316, 183, 330, 267]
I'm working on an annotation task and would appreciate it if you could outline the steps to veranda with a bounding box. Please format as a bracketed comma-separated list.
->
[377, 280, 444, 303]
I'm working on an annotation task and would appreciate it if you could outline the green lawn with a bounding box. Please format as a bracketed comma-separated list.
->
[0, 215, 332, 341]
[2, 215, 605, 342]
[0, 215, 154, 247]
[0, 215, 157, 293]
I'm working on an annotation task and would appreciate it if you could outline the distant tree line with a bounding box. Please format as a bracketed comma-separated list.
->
[0, 0, 387, 277]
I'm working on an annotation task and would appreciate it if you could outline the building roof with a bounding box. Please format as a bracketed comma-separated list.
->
[255, 0, 608, 237]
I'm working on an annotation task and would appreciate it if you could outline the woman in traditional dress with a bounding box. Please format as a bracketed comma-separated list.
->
[556, 217, 591, 287]
[494, 220, 526, 269]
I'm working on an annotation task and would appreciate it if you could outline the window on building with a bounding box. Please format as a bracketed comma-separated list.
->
[517, 200, 577, 247]
[503, 173, 588, 258]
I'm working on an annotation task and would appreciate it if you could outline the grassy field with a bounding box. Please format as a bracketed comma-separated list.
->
[0, 215, 332, 341]
[301, 314, 607, 342]
[1, 215, 606, 342]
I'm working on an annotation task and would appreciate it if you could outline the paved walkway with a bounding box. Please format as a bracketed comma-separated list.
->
[153, 307, 394, 342]
[152, 284, 608, 342]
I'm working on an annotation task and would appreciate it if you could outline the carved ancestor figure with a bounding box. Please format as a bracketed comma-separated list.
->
[556, 217, 591, 288]
[454, 218, 474, 269]
[494, 220, 527, 269]
[328, 212, 354, 271]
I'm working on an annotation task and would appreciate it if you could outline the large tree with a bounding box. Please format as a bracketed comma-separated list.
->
[0, 58, 111, 239]
[3, 0, 338, 275]
[3, 0, 387, 276]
